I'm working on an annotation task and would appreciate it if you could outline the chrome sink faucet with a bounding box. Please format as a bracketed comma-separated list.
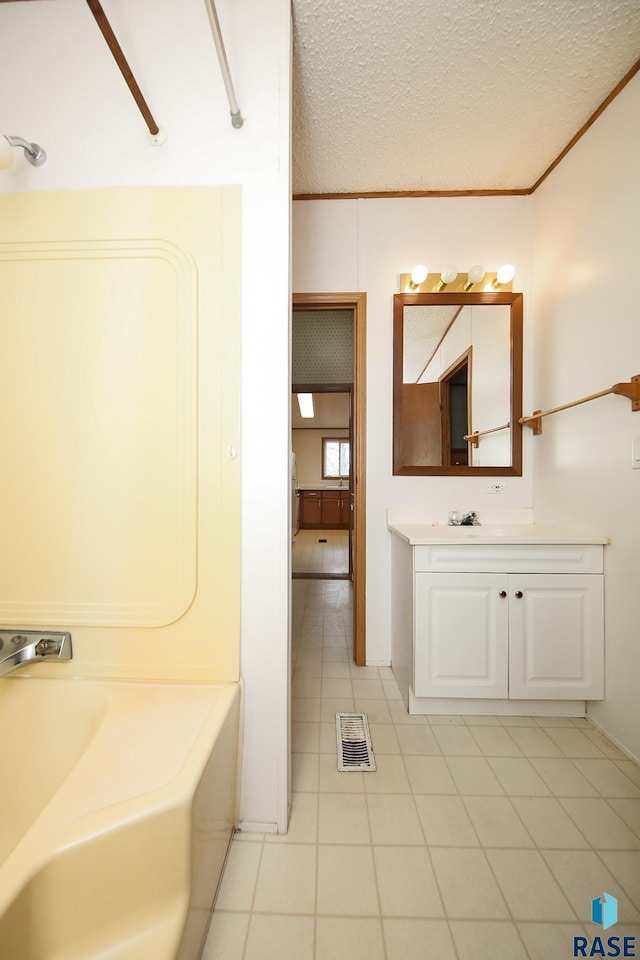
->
[460, 511, 480, 526]
[0, 630, 72, 678]
[448, 510, 481, 526]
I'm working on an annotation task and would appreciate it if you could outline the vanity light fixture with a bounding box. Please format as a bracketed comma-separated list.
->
[297, 393, 315, 418]
[492, 264, 516, 288]
[463, 265, 486, 291]
[400, 264, 515, 293]
[408, 264, 428, 289]
[435, 265, 458, 291]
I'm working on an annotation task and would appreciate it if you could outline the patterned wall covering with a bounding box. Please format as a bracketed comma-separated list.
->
[292, 310, 354, 383]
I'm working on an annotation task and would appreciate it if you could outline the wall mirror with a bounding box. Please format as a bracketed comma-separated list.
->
[393, 291, 523, 476]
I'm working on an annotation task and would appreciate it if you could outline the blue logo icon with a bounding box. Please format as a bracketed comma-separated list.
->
[574, 893, 634, 956]
[592, 892, 618, 930]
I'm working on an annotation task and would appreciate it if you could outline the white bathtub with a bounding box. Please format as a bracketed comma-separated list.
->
[0, 676, 240, 960]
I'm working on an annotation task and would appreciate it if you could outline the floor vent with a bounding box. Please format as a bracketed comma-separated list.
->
[336, 712, 376, 772]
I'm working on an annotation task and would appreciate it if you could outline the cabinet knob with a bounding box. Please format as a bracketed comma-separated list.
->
[515, 590, 523, 599]
[499, 590, 507, 598]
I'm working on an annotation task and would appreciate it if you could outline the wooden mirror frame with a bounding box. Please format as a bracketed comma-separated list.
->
[393, 291, 523, 476]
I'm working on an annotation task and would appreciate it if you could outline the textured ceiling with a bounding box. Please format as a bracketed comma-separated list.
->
[292, 0, 640, 196]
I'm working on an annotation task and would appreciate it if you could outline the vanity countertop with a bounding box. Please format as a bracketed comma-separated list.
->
[297, 484, 348, 491]
[388, 522, 610, 546]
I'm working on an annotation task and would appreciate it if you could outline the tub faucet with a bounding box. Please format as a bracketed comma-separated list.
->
[0, 630, 72, 677]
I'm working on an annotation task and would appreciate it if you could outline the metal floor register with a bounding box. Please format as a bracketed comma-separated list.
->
[335, 712, 376, 772]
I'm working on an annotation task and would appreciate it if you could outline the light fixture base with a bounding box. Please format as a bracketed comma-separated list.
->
[399, 271, 513, 294]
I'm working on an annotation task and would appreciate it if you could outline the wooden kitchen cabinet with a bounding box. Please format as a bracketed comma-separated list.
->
[321, 491, 341, 526]
[299, 489, 349, 529]
[340, 493, 351, 527]
[299, 490, 321, 527]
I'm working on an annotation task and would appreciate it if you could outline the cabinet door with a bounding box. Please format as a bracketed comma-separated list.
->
[300, 492, 321, 527]
[508, 575, 604, 700]
[339, 494, 351, 528]
[321, 491, 341, 526]
[414, 573, 509, 698]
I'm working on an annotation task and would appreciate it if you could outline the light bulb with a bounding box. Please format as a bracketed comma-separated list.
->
[435, 264, 458, 291]
[463, 265, 485, 290]
[496, 263, 516, 285]
[409, 264, 428, 288]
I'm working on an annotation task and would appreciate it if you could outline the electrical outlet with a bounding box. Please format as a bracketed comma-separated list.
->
[486, 482, 507, 494]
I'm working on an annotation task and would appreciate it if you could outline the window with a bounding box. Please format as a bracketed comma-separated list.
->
[322, 437, 350, 479]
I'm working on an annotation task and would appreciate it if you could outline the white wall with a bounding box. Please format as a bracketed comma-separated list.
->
[0, 0, 292, 829]
[293, 196, 533, 663]
[531, 74, 640, 761]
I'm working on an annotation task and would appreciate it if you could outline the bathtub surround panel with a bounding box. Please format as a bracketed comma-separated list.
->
[0, 186, 240, 681]
[0, 239, 197, 628]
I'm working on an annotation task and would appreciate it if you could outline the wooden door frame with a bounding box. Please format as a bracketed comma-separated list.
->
[292, 292, 367, 666]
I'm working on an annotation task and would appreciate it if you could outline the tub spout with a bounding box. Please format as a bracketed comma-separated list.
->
[0, 630, 72, 677]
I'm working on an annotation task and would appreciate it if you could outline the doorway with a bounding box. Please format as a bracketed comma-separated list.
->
[292, 388, 351, 579]
[292, 293, 366, 666]
[440, 348, 471, 467]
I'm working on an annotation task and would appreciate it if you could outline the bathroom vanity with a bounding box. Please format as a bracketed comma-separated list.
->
[389, 522, 609, 717]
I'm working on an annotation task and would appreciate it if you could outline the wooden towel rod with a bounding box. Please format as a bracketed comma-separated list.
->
[520, 375, 640, 435]
[463, 422, 511, 447]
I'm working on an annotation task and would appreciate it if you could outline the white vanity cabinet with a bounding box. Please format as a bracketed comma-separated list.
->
[414, 570, 604, 700]
[507, 573, 603, 700]
[390, 526, 608, 716]
[414, 572, 508, 699]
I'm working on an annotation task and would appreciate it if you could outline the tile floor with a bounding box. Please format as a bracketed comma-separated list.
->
[203, 579, 640, 960]
[292, 529, 349, 576]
